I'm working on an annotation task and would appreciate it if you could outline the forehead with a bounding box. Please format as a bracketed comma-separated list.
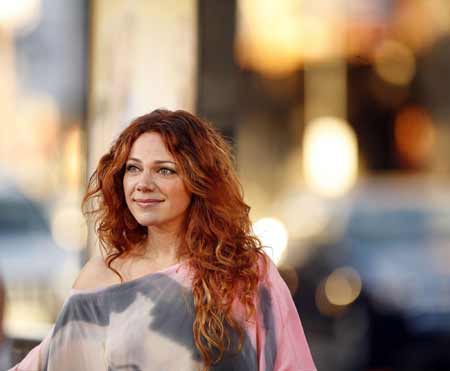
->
[128, 132, 173, 160]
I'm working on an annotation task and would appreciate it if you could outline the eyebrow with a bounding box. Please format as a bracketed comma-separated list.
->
[127, 157, 176, 165]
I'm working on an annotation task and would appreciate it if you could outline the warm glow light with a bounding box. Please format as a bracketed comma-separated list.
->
[394, 106, 435, 167]
[424, 0, 450, 34]
[64, 126, 82, 189]
[236, 0, 303, 76]
[51, 205, 87, 251]
[374, 40, 416, 86]
[0, 0, 41, 32]
[303, 117, 358, 197]
[7, 95, 61, 200]
[236, 0, 342, 77]
[324, 267, 362, 306]
[315, 279, 342, 317]
[253, 217, 288, 265]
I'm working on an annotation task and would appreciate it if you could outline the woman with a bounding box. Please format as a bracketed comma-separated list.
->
[10, 109, 316, 371]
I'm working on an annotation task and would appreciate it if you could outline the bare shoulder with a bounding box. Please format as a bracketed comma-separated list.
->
[72, 255, 120, 290]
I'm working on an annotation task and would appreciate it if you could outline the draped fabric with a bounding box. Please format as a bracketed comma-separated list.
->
[9, 257, 316, 371]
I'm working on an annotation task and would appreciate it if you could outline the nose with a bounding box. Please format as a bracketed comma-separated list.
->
[136, 171, 157, 192]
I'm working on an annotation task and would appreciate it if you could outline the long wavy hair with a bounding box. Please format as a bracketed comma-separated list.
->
[81, 109, 267, 369]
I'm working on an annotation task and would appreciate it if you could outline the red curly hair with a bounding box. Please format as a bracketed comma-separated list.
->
[81, 109, 267, 369]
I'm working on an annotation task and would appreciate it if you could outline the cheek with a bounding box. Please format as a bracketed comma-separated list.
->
[123, 178, 134, 202]
[167, 182, 191, 207]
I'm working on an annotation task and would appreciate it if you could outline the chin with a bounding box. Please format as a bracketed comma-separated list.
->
[136, 218, 161, 226]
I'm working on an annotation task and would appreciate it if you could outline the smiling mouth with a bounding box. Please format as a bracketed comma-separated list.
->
[134, 199, 164, 207]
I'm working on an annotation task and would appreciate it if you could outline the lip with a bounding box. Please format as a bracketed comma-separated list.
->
[134, 198, 164, 202]
[134, 198, 164, 208]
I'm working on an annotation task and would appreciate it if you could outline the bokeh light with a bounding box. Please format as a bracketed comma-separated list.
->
[394, 106, 435, 167]
[236, 0, 341, 77]
[325, 267, 362, 306]
[64, 126, 82, 190]
[316, 267, 362, 316]
[374, 40, 416, 86]
[236, 0, 303, 77]
[0, 0, 41, 33]
[303, 116, 358, 197]
[252, 217, 288, 265]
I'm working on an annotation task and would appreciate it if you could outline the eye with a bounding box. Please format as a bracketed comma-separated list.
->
[126, 164, 139, 172]
[158, 167, 175, 176]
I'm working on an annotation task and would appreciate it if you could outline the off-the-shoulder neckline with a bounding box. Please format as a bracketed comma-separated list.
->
[69, 261, 184, 295]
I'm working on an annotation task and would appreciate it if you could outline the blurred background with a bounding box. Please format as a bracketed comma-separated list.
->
[1, 0, 450, 370]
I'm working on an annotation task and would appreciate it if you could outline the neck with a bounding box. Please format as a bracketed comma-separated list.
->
[139, 225, 182, 264]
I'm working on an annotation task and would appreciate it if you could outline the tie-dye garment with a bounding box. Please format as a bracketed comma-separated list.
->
[9, 256, 316, 371]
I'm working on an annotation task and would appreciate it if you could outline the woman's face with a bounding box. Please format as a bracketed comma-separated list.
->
[123, 132, 191, 232]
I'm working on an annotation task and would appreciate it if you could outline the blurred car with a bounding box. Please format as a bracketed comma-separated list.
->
[0, 172, 80, 341]
[293, 177, 450, 371]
